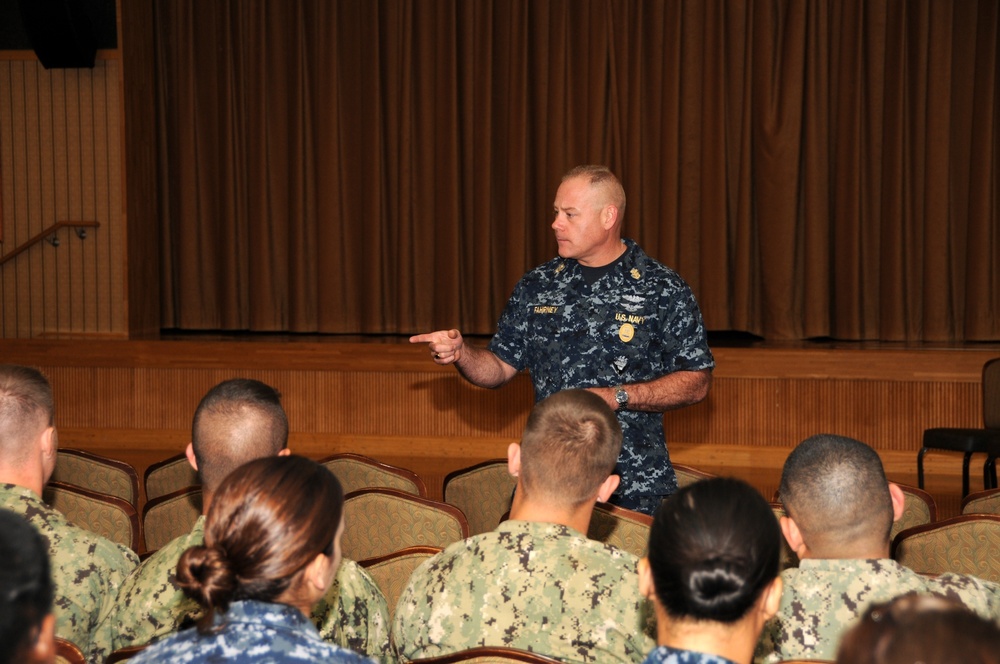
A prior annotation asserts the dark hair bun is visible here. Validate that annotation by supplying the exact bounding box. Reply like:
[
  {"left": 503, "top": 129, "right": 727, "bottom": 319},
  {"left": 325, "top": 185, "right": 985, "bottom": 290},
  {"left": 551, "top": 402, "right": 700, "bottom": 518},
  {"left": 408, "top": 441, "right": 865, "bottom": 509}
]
[
  {"left": 176, "top": 545, "right": 236, "bottom": 610},
  {"left": 688, "top": 556, "right": 754, "bottom": 621},
  {"left": 649, "top": 478, "right": 781, "bottom": 623}
]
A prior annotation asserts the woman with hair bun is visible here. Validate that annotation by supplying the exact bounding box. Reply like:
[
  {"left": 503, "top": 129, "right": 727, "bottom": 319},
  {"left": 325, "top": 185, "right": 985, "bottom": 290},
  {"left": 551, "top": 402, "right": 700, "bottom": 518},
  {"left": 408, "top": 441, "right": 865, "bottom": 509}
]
[
  {"left": 638, "top": 477, "right": 783, "bottom": 664},
  {"left": 132, "top": 455, "right": 372, "bottom": 663}
]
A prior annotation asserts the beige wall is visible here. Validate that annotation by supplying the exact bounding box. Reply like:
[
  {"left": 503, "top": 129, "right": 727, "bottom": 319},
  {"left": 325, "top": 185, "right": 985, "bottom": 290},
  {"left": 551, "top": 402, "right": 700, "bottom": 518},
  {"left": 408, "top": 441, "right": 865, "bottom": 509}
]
[{"left": 0, "top": 54, "right": 126, "bottom": 338}]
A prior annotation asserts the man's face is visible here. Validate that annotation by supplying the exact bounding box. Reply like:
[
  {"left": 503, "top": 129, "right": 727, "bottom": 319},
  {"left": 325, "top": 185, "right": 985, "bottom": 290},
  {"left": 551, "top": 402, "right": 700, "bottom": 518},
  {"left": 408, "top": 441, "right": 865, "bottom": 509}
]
[{"left": 551, "top": 176, "right": 613, "bottom": 266}]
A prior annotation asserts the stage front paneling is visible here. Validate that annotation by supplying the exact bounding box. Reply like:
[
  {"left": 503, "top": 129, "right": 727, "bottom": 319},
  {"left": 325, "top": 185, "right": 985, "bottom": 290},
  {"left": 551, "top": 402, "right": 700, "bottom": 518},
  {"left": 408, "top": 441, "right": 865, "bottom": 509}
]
[{"left": 1, "top": 339, "right": 994, "bottom": 515}]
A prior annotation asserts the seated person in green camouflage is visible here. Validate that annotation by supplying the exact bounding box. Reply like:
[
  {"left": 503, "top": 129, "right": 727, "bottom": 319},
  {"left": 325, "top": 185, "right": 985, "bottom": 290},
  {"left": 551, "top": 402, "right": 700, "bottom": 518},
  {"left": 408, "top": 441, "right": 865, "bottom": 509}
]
[
  {"left": 0, "top": 365, "right": 138, "bottom": 663},
  {"left": 754, "top": 434, "right": 1000, "bottom": 664},
  {"left": 392, "top": 389, "right": 655, "bottom": 663},
  {"left": 639, "top": 478, "right": 784, "bottom": 664},
  {"left": 0, "top": 509, "right": 57, "bottom": 664},
  {"left": 100, "top": 379, "right": 390, "bottom": 660},
  {"left": 130, "top": 455, "right": 373, "bottom": 664}
]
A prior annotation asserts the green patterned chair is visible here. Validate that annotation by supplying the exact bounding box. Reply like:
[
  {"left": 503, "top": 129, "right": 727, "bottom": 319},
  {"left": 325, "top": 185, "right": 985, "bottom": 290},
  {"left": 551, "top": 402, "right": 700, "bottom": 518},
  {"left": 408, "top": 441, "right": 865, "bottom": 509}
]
[
  {"left": 443, "top": 459, "right": 516, "bottom": 536},
  {"left": 587, "top": 502, "right": 652, "bottom": 558},
  {"left": 142, "top": 486, "right": 203, "bottom": 553},
  {"left": 359, "top": 545, "right": 441, "bottom": 621},
  {"left": 320, "top": 453, "right": 427, "bottom": 497},
  {"left": 51, "top": 448, "right": 140, "bottom": 507},
  {"left": 144, "top": 452, "right": 200, "bottom": 501},
  {"left": 411, "top": 647, "right": 563, "bottom": 663},
  {"left": 892, "top": 514, "right": 1000, "bottom": 582},
  {"left": 890, "top": 482, "right": 938, "bottom": 542},
  {"left": 673, "top": 462, "right": 716, "bottom": 489},
  {"left": 962, "top": 488, "right": 1000, "bottom": 515},
  {"left": 342, "top": 489, "right": 468, "bottom": 562},
  {"left": 43, "top": 481, "right": 140, "bottom": 552}
]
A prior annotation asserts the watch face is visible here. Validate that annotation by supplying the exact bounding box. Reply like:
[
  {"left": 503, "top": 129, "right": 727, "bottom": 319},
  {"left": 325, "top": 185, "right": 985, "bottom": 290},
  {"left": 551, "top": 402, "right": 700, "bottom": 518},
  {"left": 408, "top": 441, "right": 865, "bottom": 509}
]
[{"left": 616, "top": 389, "right": 628, "bottom": 405}]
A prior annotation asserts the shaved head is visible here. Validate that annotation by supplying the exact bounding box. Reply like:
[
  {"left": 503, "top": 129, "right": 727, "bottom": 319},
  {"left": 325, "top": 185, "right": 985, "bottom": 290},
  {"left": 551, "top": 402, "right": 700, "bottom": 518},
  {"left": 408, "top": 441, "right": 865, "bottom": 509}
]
[
  {"left": 780, "top": 434, "right": 894, "bottom": 554},
  {"left": 191, "top": 379, "right": 288, "bottom": 491}
]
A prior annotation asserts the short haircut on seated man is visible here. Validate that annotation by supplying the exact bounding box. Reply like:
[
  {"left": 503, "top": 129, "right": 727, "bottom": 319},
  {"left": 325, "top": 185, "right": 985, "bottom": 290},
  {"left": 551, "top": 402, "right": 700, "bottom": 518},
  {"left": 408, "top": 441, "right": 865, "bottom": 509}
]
[
  {"left": 0, "top": 365, "right": 54, "bottom": 464},
  {"left": 779, "top": 433, "right": 894, "bottom": 550},
  {"left": 518, "top": 388, "right": 623, "bottom": 508},
  {"left": 190, "top": 378, "right": 289, "bottom": 490}
]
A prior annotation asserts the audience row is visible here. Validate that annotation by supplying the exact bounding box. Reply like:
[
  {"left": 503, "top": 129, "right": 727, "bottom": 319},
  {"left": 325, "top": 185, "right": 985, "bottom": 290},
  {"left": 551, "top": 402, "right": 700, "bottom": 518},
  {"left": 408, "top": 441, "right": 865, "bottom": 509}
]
[{"left": 1, "top": 364, "right": 998, "bottom": 664}]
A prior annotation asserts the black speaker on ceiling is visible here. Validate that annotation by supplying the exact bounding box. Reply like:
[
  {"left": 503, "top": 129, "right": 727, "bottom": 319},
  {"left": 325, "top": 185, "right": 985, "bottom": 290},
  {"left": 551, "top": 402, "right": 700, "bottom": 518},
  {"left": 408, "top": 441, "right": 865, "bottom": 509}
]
[{"left": 16, "top": 0, "right": 101, "bottom": 68}]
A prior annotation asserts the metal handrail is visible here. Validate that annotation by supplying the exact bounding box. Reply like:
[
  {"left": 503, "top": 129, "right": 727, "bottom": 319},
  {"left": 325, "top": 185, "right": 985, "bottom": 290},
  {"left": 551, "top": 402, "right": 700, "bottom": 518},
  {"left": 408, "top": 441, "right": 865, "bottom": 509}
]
[{"left": 0, "top": 221, "right": 100, "bottom": 267}]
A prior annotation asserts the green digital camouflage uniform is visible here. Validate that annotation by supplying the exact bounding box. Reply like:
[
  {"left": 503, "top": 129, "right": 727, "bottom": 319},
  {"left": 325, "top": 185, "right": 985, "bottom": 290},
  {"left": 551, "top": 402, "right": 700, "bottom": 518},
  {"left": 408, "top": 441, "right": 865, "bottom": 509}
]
[
  {"left": 754, "top": 557, "right": 1000, "bottom": 663},
  {"left": 102, "top": 515, "right": 391, "bottom": 660},
  {"left": 0, "top": 483, "right": 139, "bottom": 663},
  {"left": 391, "top": 519, "right": 656, "bottom": 663}
]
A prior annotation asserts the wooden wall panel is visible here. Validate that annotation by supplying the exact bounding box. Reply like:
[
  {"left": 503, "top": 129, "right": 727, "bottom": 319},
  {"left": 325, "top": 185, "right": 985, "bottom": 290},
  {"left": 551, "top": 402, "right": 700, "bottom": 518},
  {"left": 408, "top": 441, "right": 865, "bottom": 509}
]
[
  {"left": 0, "top": 57, "right": 126, "bottom": 338},
  {"left": 3, "top": 339, "right": 996, "bottom": 515}
]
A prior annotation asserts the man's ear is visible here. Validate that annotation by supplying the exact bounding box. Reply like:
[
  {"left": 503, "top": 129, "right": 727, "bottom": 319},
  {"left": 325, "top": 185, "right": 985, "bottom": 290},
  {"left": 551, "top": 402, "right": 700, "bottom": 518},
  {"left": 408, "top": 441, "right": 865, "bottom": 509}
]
[
  {"left": 596, "top": 474, "right": 620, "bottom": 503},
  {"left": 602, "top": 205, "right": 619, "bottom": 229},
  {"left": 637, "top": 557, "right": 656, "bottom": 601},
  {"left": 39, "top": 426, "right": 57, "bottom": 457},
  {"left": 780, "top": 515, "right": 806, "bottom": 558},
  {"left": 507, "top": 442, "right": 521, "bottom": 477},
  {"left": 185, "top": 443, "right": 198, "bottom": 471},
  {"left": 888, "top": 482, "right": 906, "bottom": 523}
]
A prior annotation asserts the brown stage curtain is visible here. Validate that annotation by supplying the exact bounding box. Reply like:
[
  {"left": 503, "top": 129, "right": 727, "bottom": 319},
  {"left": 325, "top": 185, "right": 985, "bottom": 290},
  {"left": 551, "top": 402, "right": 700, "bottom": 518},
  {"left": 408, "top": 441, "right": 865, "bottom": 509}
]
[{"left": 155, "top": 0, "right": 1000, "bottom": 341}]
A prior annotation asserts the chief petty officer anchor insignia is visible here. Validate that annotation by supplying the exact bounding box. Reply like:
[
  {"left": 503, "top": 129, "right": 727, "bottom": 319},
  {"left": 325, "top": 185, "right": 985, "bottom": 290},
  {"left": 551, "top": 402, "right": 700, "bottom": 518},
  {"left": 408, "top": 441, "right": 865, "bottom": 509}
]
[{"left": 612, "top": 267, "right": 643, "bottom": 375}]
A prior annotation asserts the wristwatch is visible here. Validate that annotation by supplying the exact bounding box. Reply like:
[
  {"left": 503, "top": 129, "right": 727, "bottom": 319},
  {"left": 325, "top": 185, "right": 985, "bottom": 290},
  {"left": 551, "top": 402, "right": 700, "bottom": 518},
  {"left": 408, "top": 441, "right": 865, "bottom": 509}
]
[{"left": 614, "top": 386, "right": 629, "bottom": 410}]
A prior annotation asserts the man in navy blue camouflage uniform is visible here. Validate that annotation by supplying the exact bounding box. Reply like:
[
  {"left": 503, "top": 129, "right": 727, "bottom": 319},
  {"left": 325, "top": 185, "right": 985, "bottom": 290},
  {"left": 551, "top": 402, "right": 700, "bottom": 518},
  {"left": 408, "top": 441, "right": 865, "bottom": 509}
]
[{"left": 412, "top": 165, "right": 714, "bottom": 514}]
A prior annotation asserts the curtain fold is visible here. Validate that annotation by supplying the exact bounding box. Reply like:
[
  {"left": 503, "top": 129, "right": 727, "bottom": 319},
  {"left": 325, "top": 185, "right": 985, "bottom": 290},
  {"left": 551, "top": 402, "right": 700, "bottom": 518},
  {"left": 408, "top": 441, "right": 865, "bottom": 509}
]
[{"left": 155, "top": 0, "right": 1000, "bottom": 341}]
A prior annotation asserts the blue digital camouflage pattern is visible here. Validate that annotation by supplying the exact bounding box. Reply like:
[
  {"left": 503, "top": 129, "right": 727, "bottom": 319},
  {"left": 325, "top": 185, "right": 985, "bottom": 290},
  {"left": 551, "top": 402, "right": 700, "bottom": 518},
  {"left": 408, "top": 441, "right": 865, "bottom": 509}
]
[
  {"left": 489, "top": 239, "right": 714, "bottom": 509},
  {"left": 642, "top": 646, "right": 738, "bottom": 664},
  {"left": 103, "top": 515, "right": 391, "bottom": 660},
  {"left": 391, "top": 519, "right": 655, "bottom": 663},
  {"left": 0, "top": 483, "right": 138, "bottom": 663},
  {"left": 754, "top": 557, "right": 1000, "bottom": 663},
  {"left": 128, "top": 600, "right": 375, "bottom": 663}
]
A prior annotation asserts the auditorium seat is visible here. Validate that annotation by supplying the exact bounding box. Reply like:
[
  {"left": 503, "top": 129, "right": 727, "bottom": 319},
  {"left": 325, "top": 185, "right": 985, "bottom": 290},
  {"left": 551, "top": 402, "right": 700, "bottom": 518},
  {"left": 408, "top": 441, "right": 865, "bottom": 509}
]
[
  {"left": 961, "top": 487, "right": 1000, "bottom": 515},
  {"left": 673, "top": 462, "right": 716, "bottom": 488},
  {"left": 342, "top": 488, "right": 469, "bottom": 561},
  {"left": 51, "top": 448, "right": 139, "bottom": 507},
  {"left": 359, "top": 545, "right": 442, "bottom": 621},
  {"left": 141, "top": 486, "right": 202, "bottom": 553},
  {"left": 892, "top": 514, "right": 1000, "bottom": 583},
  {"left": 43, "top": 481, "right": 140, "bottom": 552},
  {"left": 443, "top": 459, "right": 516, "bottom": 536},
  {"left": 320, "top": 452, "right": 427, "bottom": 496},
  {"left": 587, "top": 502, "right": 652, "bottom": 558},
  {"left": 144, "top": 453, "right": 199, "bottom": 502}
]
